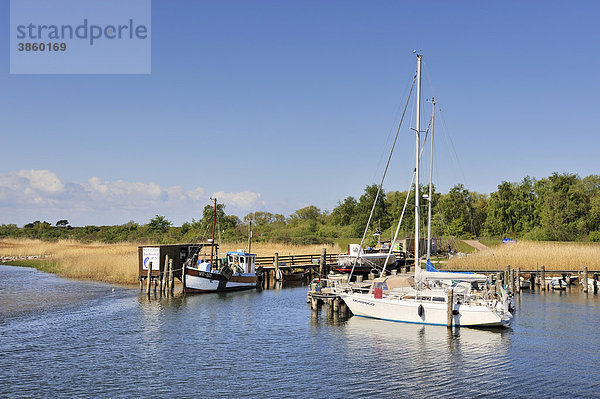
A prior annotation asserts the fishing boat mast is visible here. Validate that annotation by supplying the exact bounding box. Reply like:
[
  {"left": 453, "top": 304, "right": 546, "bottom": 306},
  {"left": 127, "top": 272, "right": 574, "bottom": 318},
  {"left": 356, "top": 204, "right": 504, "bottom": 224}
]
[
  {"left": 427, "top": 97, "right": 435, "bottom": 260},
  {"left": 414, "top": 53, "right": 422, "bottom": 270},
  {"left": 210, "top": 197, "right": 217, "bottom": 268}
]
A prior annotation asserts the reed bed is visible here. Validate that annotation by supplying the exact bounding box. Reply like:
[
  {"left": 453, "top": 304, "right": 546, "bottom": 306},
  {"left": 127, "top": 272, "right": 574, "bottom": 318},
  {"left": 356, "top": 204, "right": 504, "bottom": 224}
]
[
  {"left": 447, "top": 240, "right": 600, "bottom": 270},
  {"left": 0, "top": 239, "right": 340, "bottom": 285}
]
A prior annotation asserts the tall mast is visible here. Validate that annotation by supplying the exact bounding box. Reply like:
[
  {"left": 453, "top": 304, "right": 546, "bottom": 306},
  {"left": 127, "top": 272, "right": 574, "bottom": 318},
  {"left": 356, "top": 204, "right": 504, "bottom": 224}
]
[
  {"left": 427, "top": 98, "right": 435, "bottom": 261},
  {"left": 210, "top": 197, "right": 217, "bottom": 267},
  {"left": 414, "top": 53, "right": 422, "bottom": 270}
]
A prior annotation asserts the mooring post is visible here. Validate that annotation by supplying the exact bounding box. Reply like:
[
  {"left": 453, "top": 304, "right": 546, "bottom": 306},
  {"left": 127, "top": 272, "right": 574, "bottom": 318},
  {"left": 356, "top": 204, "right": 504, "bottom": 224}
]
[
  {"left": 529, "top": 273, "right": 535, "bottom": 291},
  {"left": 139, "top": 276, "right": 143, "bottom": 291},
  {"left": 447, "top": 288, "right": 454, "bottom": 328},
  {"left": 504, "top": 265, "right": 510, "bottom": 290},
  {"left": 583, "top": 266, "right": 589, "bottom": 293},
  {"left": 495, "top": 272, "right": 502, "bottom": 294},
  {"left": 510, "top": 268, "right": 516, "bottom": 295},
  {"left": 516, "top": 267, "right": 521, "bottom": 293},
  {"left": 274, "top": 253, "right": 280, "bottom": 281},
  {"left": 311, "top": 297, "right": 318, "bottom": 310},
  {"left": 319, "top": 248, "right": 327, "bottom": 279},
  {"left": 333, "top": 298, "right": 340, "bottom": 312},
  {"left": 168, "top": 259, "right": 174, "bottom": 293},
  {"left": 161, "top": 255, "right": 169, "bottom": 294},
  {"left": 541, "top": 265, "right": 546, "bottom": 291},
  {"left": 340, "top": 300, "right": 348, "bottom": 317},
  {"left": 327, "top": 298, "right": 334, "bottom": 314},
  {"left": 182, "top": 261, "right": 186, "bottom": 294},
  {"left": 146, "top": 261, "right": 152, "bottom": 296}
]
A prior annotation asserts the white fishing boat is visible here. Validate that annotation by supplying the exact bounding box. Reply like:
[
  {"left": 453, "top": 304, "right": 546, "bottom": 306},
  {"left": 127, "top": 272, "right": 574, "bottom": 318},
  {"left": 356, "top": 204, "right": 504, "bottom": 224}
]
[
  {"left": 336, "top": 54, "right": 512, "bottom": 328},
  {"left": 183, "top": 199, "right": 262, "bottom": 293}
]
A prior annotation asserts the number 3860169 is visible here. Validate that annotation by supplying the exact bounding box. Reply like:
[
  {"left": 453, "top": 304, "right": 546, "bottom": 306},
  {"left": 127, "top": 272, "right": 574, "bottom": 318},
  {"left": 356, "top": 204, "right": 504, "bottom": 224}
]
[{"left": 18, "top": 43, "right": 67, "bottom": 51}]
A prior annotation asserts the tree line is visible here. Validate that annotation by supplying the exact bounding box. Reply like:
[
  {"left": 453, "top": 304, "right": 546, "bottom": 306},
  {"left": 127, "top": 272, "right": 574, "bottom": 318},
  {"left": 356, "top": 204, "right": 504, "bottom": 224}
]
[{"left": 2, "top": 172, "right": 599, "bottom": 244}]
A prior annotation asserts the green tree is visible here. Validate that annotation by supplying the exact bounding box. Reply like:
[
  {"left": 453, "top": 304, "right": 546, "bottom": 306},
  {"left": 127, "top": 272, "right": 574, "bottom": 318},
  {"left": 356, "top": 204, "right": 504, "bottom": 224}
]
[
  {"left": 289, "top": 205, "right": 322, "bottom": 221},
  {"left": 435, "top": 184, "right": 478, "bottom": 237},
  {"left": 352, "top": 185, "right": 389, "bottom": 237},
  {"left": 147, "top": 215, "right": 172, "bottom": 232},
  {"left": 331, "top": 197, "right": 357, "bottom": 226}
]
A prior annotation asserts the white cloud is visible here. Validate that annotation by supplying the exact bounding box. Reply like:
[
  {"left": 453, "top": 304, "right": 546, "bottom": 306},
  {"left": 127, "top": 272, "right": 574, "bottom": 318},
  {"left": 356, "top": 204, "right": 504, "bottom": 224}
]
[
  {"left": 0, "top": 169, "right": 263, "bottom": 225},
  {"left": 16, "top": 169, "right": 65, "bottom": 194},
  {"left": 211, "top": 190, "right": 266, "bottom": 213}
]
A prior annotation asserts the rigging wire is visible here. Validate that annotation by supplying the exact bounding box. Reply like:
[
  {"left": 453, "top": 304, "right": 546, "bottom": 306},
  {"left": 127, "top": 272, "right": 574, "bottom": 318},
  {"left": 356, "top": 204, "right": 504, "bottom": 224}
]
[{"left": 348, "top": 74, "right": 416, "bottom": 283}]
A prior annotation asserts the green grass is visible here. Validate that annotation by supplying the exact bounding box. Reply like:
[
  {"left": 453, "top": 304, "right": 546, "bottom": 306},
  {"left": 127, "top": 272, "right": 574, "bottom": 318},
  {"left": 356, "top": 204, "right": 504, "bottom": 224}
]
[
  {"left": 3, "top": 259, "right": 61, "bottom": 274},
  {"left": 478, "top": 238, "right": 502, "bottom": 248},
  {"left": 333, "top": 238, "right": 363, "bottom": 252}
]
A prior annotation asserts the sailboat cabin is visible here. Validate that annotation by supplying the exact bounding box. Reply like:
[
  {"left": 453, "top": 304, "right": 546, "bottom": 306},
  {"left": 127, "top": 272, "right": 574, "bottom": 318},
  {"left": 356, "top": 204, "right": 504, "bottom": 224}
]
[{"left": 226, "top": 251, "right": 256, "bottom": 274}]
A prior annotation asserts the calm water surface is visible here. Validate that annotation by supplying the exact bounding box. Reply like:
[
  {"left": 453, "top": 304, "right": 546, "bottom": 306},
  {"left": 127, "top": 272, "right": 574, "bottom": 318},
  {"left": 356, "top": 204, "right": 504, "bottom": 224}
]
[{"left": 1, "top": 265, "right": 600, "bottom": 398}]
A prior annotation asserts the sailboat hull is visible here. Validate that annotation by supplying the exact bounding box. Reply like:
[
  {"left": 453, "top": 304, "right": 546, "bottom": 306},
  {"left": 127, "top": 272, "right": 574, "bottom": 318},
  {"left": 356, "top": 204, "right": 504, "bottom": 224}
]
[{"left": 339, "top": 293, "right": 510, "bottom": 327}]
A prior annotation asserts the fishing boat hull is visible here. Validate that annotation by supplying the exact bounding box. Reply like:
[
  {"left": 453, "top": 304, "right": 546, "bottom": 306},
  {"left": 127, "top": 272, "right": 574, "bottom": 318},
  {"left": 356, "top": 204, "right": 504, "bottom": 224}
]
[
  {"left": 185, "top": 267, "right": 259, "bottom": 293},
  {"left": 339, "top": 293, "right": 511, "bottom": 327}
]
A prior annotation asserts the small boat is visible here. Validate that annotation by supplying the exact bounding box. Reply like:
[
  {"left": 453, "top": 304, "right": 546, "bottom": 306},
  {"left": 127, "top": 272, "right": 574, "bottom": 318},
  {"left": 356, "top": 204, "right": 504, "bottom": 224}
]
[
  {"left": 183, "top": 198, "right": 262, "bottom": 293},
  {"left": 548, "top": 277, "right": 567, "bottom": 290},
  {"left": 519, "top": 277, "right": 531, "bottom": 289},
  {"left": 335, "top": 244, "right": 398, "bottom": 275},
  {"left": 185, "top": 250, "right": 262, "bottom": 293},
  {"left": 281, "top": 271, "right": 309, "bottom": 282}
]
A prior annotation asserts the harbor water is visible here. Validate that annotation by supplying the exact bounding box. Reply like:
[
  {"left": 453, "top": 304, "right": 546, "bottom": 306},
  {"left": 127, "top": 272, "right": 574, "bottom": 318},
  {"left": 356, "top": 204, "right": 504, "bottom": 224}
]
[{"left": 1, "top": 264, "right": 599, "bottom": 398}]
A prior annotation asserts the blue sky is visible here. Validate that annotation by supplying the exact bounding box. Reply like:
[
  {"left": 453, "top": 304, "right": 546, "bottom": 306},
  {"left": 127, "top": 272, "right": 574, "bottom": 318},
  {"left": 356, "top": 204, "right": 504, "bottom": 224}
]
[{"left": 1, "top": 0, "right": 599, "bottom": 226}]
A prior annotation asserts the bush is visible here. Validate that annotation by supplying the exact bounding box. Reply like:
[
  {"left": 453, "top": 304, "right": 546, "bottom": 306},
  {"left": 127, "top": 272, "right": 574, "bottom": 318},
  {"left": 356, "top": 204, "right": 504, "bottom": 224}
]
[{"left": 589, "top": 231, "right": 600, "bottom": 242}]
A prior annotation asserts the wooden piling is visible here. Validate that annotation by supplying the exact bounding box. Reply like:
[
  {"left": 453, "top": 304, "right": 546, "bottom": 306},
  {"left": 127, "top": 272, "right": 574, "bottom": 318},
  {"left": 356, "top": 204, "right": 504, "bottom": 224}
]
[
  {"left": 495, "top": 272, "right": 502, "bottom": 293},
  {"left": 516, "top": 267, "right": 521, "bottom": 293},
  {"left": 274, "top": 253, "right": 280, "bottom": 281},
  {"left": 541, "top": 265, "right": 546, "bottom": 291},
  {"left": 340, "top": 301, "right": 348, "bottom": 317},
  {"left": 447, "top": 288, "right": 454, "bottom": 328},
  {"left": 319, "top": 248, "right": 327, "bottom": 278},
  {"left": 504, "top": 265, "right": 510, "bottom": 289},
  {"left": 182, "top": 261, "right": 186, "bottom": 294},
  {"left": 168, "top": 259, "right": 174, "bottom": 293},
  {"left": 146, "top": 261, "right": 152, "bottom": 296},
  {"left": 333, "top": 298, "right": 340, "bottom": 312},
  {"left": 529, "top": 273, "right": 535, "bottom": 291},
  {"left": 161, "top": 255, "right": 169, "bottom": 294},
  {"left": 510, "top": 269, "right": 516, "bottom": 295},
  {"left": 583, "top": 266, "right": 589, "bottom": 293},
  {"left": 311, "top": 297, "right": 318, "bottom": 310}
]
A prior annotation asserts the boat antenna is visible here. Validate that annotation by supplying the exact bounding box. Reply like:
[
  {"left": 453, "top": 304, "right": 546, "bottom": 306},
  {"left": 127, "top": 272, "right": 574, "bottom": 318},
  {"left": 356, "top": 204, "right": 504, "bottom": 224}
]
[{"left": 247, "top": 219, "right": 252, "bottom": 254}]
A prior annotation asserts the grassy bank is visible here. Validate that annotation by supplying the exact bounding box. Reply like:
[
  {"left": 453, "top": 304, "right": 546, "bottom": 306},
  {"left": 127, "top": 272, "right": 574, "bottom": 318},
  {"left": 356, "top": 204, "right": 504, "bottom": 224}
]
[
  {"left": 447, "top": 240, "right": 600, "bottom": 270},
  {"left": 0, "top": 239, "right": 342, "bottom": 285}
]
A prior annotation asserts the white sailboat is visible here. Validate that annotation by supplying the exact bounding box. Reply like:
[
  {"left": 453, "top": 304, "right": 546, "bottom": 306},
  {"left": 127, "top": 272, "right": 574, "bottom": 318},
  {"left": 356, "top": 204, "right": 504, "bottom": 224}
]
[{"left": 337, "top": 54, "right": 512, "bottom": 327}]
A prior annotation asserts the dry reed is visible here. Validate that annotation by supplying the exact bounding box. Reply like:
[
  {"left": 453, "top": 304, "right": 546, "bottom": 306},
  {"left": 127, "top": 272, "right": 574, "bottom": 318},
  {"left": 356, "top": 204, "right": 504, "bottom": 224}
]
[
  {"left": 447, "top": 240, "right": 600, "bottom": 270},
  {"left": 0, "top": 239, "right": 341, "bottom": 284}
]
